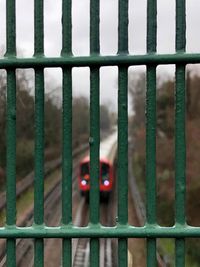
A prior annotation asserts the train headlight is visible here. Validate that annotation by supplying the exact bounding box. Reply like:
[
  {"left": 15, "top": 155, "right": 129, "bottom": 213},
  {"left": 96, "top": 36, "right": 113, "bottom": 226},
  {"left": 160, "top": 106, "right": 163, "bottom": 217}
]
[
  {"left": 81, "top": 180, "right": 87, "bottom": 186},
  {"left": 104, "top": 180, "right": 109, "bottom": 186}
]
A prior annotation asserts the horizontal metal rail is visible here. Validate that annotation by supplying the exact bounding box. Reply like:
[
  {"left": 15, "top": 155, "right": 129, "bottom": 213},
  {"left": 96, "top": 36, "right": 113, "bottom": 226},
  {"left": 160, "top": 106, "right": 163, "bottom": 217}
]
[
  {"left": 0, "top": 53, "right": 199, "bottom": 69},
  {"left": 1, "top": 225, "right": 200, "bottom": 238}
]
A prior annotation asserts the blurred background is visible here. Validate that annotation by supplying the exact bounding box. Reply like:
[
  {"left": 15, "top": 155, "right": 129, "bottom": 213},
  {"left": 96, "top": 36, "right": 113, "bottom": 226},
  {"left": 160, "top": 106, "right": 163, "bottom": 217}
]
[{"left": 0, "top": 0, "right": 200, "bottom": 266}]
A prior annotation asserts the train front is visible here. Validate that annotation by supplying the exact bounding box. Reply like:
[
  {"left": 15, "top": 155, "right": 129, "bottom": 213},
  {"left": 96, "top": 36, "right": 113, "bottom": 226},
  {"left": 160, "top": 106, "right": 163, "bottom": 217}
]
[{"left": 78, "top": 132, "right": 117, "bottom": 197}]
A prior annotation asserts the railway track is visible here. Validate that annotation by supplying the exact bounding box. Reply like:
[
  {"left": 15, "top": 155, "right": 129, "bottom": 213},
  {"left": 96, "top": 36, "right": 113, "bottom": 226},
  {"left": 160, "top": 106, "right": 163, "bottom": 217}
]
[
  {"left": 0, "top": 147, "right": 116, "bottom": 266},
  {"left": 0, "top": 173, "right": 63, "bottom": 267},
  {"left": 73, "top": 238, "right": 90, "bottom": 267},
  {"left": 0, "top": 144, "right": 88, "bottom": 212},
  {"left": 72, "top": 237, "right": 113, "bottom": 267},
  {"left": 0, "top": 140, "right": 158, "bottom": 267},
  {"left": 72, "top": 186, "right": 116, "bottom": 267},
  {"left": 0, "top": 147, "right": 87, "bottom": 267}
]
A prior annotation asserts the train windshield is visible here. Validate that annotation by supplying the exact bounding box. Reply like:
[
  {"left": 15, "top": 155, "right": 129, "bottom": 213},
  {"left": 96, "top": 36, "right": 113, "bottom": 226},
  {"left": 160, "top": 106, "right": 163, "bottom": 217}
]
[
  {"left": 101, "top": 163, "right": 109, "bottom": 181},
  {"left": 81, "top": 163, "right": 89, "bottom": 176}
]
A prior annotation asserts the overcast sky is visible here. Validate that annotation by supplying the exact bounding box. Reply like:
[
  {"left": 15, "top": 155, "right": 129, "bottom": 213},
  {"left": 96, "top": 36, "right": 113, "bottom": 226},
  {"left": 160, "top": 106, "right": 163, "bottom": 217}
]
[{"left": 0, "top": 0, "right": 200, "bottom": 110}]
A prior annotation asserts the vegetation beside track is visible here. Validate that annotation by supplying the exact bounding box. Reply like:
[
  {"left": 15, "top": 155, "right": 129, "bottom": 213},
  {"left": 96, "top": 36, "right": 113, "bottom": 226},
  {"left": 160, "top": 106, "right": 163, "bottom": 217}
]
[
  {"left": 0, "top": 168, "right": 61, "bottom": 226},
  {"left": 129, "top": 69, "right": 200, "bottom": 266},
  {"left": 0, "top": 68, "right": 116, "bottom": 192}
]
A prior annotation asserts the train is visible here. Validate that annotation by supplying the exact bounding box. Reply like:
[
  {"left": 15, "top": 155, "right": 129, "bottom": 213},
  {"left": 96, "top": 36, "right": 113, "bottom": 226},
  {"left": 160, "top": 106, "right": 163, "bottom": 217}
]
[{"left": 78, "top": 131, "right": 117, "bottom": 199}]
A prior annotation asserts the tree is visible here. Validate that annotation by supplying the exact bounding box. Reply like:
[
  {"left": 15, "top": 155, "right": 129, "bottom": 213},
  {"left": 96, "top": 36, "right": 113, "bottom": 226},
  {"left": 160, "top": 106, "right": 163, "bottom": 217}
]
[
  {"left": 129, "top": 71, "right": 146, "bottom": 130},
  {"left": 45, "top": 94, "right": 61, "bottom": 148},
  {"left": 72, "top": 96, "right": 89, "bottom": 147},
  {"left": 16, "top": 69, "right": 34, "bottom": 140},
  {"left": 157, "top": 79, "right": 174, "bottom": 138},
  {"left": 0, "top": 70, "right": 7, "bottom": 168},
  {"left": 100, "top": 104, "right": 111, "bottom": 131}
]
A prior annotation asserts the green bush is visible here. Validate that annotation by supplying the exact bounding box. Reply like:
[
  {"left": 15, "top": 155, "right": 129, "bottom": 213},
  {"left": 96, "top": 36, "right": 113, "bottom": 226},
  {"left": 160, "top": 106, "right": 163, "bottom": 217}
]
[{"left": 16, "top": 140, "right": 34, "bottom": 178}]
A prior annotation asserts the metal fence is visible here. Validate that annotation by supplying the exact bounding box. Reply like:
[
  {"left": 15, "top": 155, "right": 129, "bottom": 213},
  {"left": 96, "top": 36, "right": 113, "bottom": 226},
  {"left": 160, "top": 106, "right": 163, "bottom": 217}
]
[{"left": 0, "top": 0, "right": 199, "bottom": 266}]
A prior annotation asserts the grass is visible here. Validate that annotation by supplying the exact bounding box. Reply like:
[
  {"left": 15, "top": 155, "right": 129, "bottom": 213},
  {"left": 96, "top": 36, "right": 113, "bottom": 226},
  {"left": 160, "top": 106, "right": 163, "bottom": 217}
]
[
  {"left": 0, "top": 168, "right": 61, "bottom": 226},
  {"left": 158, "top": 239, "right": 175, "bottom": 266}
]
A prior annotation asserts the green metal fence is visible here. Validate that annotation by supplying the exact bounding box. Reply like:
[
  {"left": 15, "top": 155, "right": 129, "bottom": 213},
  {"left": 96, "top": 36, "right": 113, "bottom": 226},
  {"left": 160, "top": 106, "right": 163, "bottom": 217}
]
[{"left": 0, "top": 0, "right": 199, "bottom": 266}]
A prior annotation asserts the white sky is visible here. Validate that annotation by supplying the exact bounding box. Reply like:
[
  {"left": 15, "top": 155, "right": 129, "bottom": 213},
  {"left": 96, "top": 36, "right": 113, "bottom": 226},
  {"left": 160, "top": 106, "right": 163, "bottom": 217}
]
[{"left": 0, "top": 0, "right": 200, "bottom": 110}]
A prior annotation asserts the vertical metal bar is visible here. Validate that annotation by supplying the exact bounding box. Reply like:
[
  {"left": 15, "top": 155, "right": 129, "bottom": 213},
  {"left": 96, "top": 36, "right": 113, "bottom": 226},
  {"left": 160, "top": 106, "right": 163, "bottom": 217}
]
[
  {"left": 34, "top": 0, "right": 44, "bottom": 57},
  {"left": 90, "top": 0, "right": 100, "bottom": 266},
  {"left": 6, "top": 71, "right": 16, "bottom": 267},
  {"left": 175, "top": 2, "right": 186, "bottom": 266},
  {"left": 62, "top": 0, "right": 72, "bottom": 56},
  {"left": 146, "top": 0, "right": 157, "bottom": 266},
  {"left": 6, "top": 0, "right": 16, "bottom": 57},
  {"left": 6, "top": 72, "right": 16, "bottom": 224},
  {"left": 118, "top": 0, "right": 128, "bottom": 266},
  {"left": 61, "top": 0, "right": 72, "bottom": 266},
  {"left": 34, "top": 68, "right": 44, "bottom": 223},
  {"left": 6, "top": 0, "right": 16, "bottom": 266},
  {"left": 34, "top": 0, "right": 44, "bottom": 266}
]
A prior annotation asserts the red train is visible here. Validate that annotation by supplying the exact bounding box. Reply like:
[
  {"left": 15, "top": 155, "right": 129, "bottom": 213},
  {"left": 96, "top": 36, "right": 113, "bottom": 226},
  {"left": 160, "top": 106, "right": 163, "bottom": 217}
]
[{"left": 78, "top": 132, "right": 117, "bottom": 199}]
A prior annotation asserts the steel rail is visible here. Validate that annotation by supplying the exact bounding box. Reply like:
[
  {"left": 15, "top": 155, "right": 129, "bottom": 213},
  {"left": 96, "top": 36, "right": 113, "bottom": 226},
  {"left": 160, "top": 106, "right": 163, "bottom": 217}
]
[
  {"left": 0, "top": 172, "right": 62, "bottom": 266},
  {"left": 72, "top": 198, "right": 115, "bottom": 267},
  {"left": 16, "top": 155, "right": 84, "bottom": 267},
  {"left": 99, "top": 200, "right": 115, "bottom": 267},
  {"left": 72, "top": 199, "right": 90, "bottom": 267},
  {"left": 0, "top": 144, "right": 88, "bottom": 212},
  {"left": 16, "top": 181, "right": 62, "bottom": 267},
  {"left": 73, "top": 238, "right": 90, "bottom": 267},
  {"left": 0, "top": 148, "right": 87, "bottom": 266},
  {"left": 0, "top": 53, "right": 199, "bottom": 68},
  {"left": 16, "top": 183, "right": 61, "bottom": 266}
]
